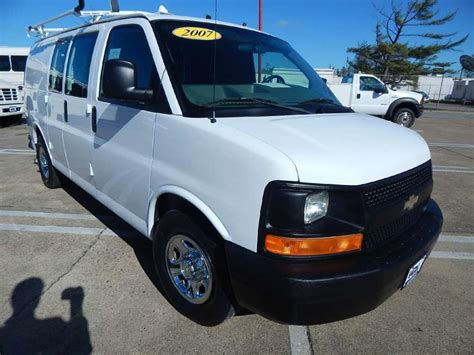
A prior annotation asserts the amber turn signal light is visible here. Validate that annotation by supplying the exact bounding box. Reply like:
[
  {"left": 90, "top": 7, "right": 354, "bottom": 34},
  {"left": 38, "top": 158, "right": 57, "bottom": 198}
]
[{"left": 264, "top": 233, "right": 363, "bottom": 256}]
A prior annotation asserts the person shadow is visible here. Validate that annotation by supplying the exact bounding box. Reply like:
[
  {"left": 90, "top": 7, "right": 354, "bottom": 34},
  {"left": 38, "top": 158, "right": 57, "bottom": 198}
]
[{"left": 0, "top": 278, "right": 92, "bottom": 354}]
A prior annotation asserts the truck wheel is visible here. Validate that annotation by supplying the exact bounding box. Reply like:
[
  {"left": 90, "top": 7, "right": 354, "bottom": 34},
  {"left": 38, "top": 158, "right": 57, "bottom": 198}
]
[
  {"left": 153, "top": 210, "right": 234, "bottom": 326},
  {"left": 36, "top": 137, "right": 62, "bottom": 188},
  {"left": 393, "top": 108, "right": 415, "bottom": 128}
]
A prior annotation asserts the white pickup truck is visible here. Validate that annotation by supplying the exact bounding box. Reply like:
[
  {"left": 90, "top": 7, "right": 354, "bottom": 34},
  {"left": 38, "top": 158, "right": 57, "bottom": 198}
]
[{"left": 328, "top": 74, "right": 424, "bottom": 127}]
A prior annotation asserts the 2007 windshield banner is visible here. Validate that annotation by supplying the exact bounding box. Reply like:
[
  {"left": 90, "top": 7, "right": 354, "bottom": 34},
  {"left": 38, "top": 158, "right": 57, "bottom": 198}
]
[{"left": 172, "top": 27, "right": 222, "bottom": 41}]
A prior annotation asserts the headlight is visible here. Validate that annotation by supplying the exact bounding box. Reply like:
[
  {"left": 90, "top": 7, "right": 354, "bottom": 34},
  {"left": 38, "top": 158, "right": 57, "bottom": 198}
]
[{"left": 304, "top": 191, "right": 329, "bottom": 224}]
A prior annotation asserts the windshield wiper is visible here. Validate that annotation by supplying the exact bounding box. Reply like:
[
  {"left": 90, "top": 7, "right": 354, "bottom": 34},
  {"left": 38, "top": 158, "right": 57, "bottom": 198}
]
[
  {"left": 203, "top": 97, "right": 312, "bottom": 114},
  {"left": 297, "top": 98, "right": 340, "bottom": 106}
]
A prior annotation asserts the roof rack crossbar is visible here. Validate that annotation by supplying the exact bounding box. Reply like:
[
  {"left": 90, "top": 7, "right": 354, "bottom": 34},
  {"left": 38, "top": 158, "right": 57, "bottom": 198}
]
[{"left": 26, "top": 0, "right": 134, "bottom": 38}]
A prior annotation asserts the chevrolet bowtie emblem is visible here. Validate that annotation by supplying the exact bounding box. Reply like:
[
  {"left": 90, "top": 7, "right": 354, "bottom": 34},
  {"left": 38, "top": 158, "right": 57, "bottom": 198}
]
[{"left": 404, "top": 194, "right": 419, "bottom": 211}]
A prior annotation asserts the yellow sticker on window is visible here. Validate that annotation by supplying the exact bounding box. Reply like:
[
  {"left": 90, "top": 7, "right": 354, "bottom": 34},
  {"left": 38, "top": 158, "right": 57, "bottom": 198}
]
[{"left": 172, "top": 27, "right": 222, "bottom": 41}]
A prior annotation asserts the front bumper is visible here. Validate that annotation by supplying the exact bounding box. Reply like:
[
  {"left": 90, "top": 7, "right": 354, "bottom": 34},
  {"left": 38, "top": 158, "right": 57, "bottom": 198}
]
[
  {"left": 0, "top": 103, "right": 25, "bottom": 118},
  {"left": 226, "top": 199, "right": 442, "bottom": 325},
  {"left": 416, "top": 103, "right": 424, "bottom": 117}
]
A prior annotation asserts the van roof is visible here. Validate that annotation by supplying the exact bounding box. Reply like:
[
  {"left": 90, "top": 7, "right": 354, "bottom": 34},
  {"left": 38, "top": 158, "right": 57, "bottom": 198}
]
[{"left": 33, "top": 11, "right": 267, "bottom": 44}]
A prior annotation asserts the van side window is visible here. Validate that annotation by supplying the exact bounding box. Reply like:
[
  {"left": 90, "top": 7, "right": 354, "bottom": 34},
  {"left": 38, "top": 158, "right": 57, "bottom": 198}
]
[
  {"left": 100, "top": 25, "right": 155, "bottom": 97},
  {"left": 0, "top": 56, "right": 11, "bottom": 72},
  {"left": 49, "top": 39, "right": 71, "bottom": 92},
  {"left": 65, "top": 32, "right": 98, "bottom": 98}
]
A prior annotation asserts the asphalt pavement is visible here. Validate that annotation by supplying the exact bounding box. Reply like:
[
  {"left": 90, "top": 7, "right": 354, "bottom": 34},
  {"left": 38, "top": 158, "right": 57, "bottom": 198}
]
[{"left": 0, "top": 108, "right": 472, "bottom": 354}]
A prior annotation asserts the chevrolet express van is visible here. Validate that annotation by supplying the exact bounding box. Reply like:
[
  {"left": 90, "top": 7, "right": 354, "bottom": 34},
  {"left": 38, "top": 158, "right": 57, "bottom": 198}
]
[{"left": 25, "top": 8, "right": 442, "bottom": 326}]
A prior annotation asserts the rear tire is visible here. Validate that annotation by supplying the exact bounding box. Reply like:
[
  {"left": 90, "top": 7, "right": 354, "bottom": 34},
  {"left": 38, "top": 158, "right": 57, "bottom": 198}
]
[
  {"left": 153, "top": 210, "right": 234, "bottom": 326},
  {"left": 393, "top": 108, "right": 415, "bottom": 128},
  {"left": 36, "top": 137, "right": 62, "bottom": 189}
]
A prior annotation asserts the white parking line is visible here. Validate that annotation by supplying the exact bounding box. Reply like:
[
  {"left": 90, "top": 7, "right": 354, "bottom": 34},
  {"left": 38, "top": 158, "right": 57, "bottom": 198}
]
[
  {"left": 289, "top": 326, "right": 312, "bottom": 355},
  {"left": 0, "top": 148, "right": 35, "bottom": 155},
  {"left": 429, "top": 143, "right": 474, "bottom": 149},
  {"left": 433, "top": 165, "right": 474, "bottom": 174},
  {"left": 439, "top": 234, "right": 474, "bottom": 243},
  {"left": 0, "top": 210, "right": 98, "bottom": 220},
  {"left": 430, "top": 251, "right": 474, "bottom": 260},
  {"left": 0, "top": 223, "right": 117, "bottom": 236}
]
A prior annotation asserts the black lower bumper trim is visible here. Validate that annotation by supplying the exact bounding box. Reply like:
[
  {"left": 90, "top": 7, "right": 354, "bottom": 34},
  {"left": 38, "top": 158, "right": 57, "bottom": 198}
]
[{"left": 226, "top": 199, "right": 442, "bottom": 325}]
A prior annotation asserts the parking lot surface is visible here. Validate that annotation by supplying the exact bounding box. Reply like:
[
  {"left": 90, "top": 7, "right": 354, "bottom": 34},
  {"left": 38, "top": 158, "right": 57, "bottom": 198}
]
[{"left": 0, "top": 108, "right": 473, "bottom": 354}]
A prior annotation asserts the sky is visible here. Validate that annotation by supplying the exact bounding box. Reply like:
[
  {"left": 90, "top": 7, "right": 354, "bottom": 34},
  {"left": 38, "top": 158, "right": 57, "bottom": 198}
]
[{"left": 0, "top": 0, "right": 473, "bottom": 71}]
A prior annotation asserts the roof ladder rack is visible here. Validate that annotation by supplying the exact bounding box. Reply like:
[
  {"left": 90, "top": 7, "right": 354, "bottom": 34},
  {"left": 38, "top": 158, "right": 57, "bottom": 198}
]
[{"left": 26, "top": 0, "right": 123, "bottom": 38}]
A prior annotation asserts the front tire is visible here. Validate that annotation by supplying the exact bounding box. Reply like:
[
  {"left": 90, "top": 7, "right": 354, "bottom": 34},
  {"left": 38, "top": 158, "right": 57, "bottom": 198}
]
[
  {"left": 153, "top": 210, "right": 234, "bottom": 326},
  {"left": 393, "top": 107, "right": 415, "bottom": 128},
  {"left": 36, "top": 137, "right": 62, "bottom": 189}
]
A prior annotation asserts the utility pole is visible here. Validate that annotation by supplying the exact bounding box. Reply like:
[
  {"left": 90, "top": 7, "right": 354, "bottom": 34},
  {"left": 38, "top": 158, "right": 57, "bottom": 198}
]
[
  {"left": 258, "top": 0, "right": 263, "bottom": 82},
  {"left": 437, "top": 72, "right": 445, "bottom": 108}
]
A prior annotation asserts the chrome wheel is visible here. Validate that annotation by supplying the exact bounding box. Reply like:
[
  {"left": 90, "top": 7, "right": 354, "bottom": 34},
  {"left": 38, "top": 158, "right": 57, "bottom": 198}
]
[
  {"left": 39, "top": 147, "right": 49, "bottom": 179},
  {"left": 165, "top": 235, "right": 213, "bottom": 304},
  {"left": 398, "top": 111, "right": 413, "bottom": 126}
]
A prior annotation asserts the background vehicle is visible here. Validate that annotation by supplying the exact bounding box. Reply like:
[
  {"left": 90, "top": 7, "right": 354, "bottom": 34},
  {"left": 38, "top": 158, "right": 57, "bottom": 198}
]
[
  {"left": 0, "top": 47, "right": 29, "bottom": 123},
  {"left": 328, "top": 73, "right": 424, "bottom": 127}
]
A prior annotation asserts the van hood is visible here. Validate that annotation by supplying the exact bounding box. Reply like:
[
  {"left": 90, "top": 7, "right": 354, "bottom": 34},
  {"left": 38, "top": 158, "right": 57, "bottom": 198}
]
[{"left": 220, "top": 112, "right": 431, "bottom": 185}]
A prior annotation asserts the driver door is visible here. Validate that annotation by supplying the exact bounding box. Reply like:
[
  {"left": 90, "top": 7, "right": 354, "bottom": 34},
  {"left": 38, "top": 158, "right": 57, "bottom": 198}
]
[{"left": 91, "top": 20, "right": 162, "bottom": 234}]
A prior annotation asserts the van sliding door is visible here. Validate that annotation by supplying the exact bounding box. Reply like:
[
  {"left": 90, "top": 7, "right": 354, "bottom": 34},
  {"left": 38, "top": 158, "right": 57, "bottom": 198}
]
[{"left": 62, "top": 31, "right": 99, "bottom": 193}]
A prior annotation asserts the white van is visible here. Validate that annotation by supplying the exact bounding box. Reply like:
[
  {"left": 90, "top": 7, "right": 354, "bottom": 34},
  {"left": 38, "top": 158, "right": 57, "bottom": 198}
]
[
  {"left": 25, "top": 4, "right": 442, "bottom": 326},
  {"left": 328, "top": 74, "right": 424, "bottom": 127},
  {"left": 0, "top": 47, "right": 29, "bottom": 122}
]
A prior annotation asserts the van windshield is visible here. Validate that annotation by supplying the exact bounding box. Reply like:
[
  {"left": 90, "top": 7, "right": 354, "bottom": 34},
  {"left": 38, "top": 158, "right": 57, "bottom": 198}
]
[{"left": 154, "top": 20, "right": 348, "bottom": 117}]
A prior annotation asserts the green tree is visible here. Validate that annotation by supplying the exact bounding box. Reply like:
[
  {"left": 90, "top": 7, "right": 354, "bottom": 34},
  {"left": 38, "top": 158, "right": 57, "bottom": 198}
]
[{"left": 347, "top": 0, "right": 468, "bottom": 87}]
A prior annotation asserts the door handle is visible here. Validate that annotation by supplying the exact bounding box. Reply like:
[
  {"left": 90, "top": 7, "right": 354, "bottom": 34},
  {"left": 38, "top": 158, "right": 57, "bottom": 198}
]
[
  {"left": 356, "top": 94, "right": 361, "bottom": 99},
  {"left": 64, "top": 100, "right": 68, "bottom": 122},
  {"left": 91, "top": 106, "right": 97, "bottom": 133}
]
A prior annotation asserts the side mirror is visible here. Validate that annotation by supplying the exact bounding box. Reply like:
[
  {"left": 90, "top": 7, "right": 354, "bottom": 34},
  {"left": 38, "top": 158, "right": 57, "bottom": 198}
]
[{"left": 102, "top": 59, "right": 153, "bottom": 102}]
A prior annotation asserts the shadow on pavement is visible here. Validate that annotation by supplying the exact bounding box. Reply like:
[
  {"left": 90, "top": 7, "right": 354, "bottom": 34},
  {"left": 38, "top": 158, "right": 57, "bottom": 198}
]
[
  {"left": 0, "top": 278, "right": 92, "bottom": 354},
  {"left": 61, "top": 179, "right": 164, "bottom": 293}
]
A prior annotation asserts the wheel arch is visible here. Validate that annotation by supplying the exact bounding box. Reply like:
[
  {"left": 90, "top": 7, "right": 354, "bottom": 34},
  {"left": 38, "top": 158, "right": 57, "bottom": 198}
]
[
  {"left": 32, "top": 123, "right": 52, "bottom": 159},
  {"left": 385, "top": 98, "right": 420, "bottom": 120},
  {"left": 147, "top": 186, "right": 231, "bottom": 243}
]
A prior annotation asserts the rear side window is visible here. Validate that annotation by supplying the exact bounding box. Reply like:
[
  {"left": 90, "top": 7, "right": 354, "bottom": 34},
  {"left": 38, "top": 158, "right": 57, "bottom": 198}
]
[
  {"left": 11, "top": 56, "right": 27, "bottom": 72},
  {"left": 0, "top": 56, "right": 11, "bottom": 71},
  {"left": 49, "top": 39, "right": 71, "bottom": 92},
  {"left": 100, "top": 25, "right": 155, "bottom": 96},
  {"left": 65, "top": 32, "right": 98, "bottom": 98}
]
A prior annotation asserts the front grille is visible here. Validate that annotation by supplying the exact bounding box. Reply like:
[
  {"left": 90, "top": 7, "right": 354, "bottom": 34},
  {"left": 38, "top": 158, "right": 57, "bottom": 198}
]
[
  {"left": 364, "top": 205, "right": 425, "bottom": 249},
  {"left": 363, "top": 162, "right": 432, "bottom": 209},
  {"left": 362, "top": 162, "right": 433, "bottom": 250},
  {"left": 0, "top": 88, "right": 18, "bottom": 102}
]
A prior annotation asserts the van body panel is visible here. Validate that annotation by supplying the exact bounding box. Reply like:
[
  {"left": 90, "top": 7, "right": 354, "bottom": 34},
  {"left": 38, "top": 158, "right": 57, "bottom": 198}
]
[{"left": 151, "top": 115, "right": 299, "bottom": 252}]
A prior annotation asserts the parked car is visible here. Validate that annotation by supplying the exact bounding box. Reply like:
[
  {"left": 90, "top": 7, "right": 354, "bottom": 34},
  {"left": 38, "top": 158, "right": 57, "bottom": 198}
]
[
  {"left": 328, "top": 74, "right": 424, "bottom": 127},
  {"left": 25, "top": 2, "right": 442, "bottom": 326},
  {"left": 0, "top": 47, "right": 29, "bottom": 123},
  {"left": 414, "top": 90, "right": 430, "bottom": 103}
]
